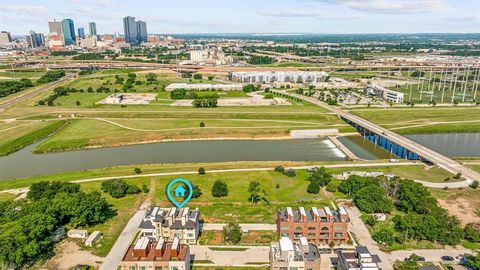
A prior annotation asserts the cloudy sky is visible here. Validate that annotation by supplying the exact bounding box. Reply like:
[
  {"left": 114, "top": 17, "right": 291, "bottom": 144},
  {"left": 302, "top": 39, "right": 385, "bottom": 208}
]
[{"left": 0, "top": 0, "right": 479, "bottom": 35}]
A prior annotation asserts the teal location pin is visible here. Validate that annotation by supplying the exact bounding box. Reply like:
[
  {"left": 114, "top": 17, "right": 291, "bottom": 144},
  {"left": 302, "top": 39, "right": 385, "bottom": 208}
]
[{"left": 167, "top": 178, "right": 193, "bottom": 208}]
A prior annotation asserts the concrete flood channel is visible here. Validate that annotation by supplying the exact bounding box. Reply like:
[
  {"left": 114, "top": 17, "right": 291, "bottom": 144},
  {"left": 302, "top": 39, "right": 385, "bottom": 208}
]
[{"left": 0, "top": 133, "right": 478, "bottom": 180}]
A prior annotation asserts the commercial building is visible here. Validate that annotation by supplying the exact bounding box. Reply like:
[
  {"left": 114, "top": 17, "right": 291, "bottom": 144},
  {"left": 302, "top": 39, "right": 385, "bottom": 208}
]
[
  {"left": 230, "top": 71, "right": 329, "bottom": 84},
  {"left": 337, "top": 246, "right": 381, "bottom": 270},
  {"left": 48, "top": 20, "right": 63, "bottom": 36},
  {"left": 123, "top": 16, "right": 147, "bottom": 44},
  {"left": 118, "top": 237, "right": 190, "bottom": 270},
  {"left": 277, "top": 207, "right": 350, "bottom": 245},
  {"left": 0, "top": 31, "right": 12, "bottom": 44},
  {"left": 61, "top": 19, "right": 76, "bottom": 45},
  {"left": 26, "top": 31, "right": 45, "bottom": 48},
  {"left": 187, "top": 45, "right": 234, "bottom": 66},
  {"left": 88, "top": 22, "right": 97, "bottom": 37},
  {"left": 270, "top": 237, "right": 321, "bottom": 270},
  {"left": 166, "top": 83, "right": 243, "bottom": 91},
  {"left": 77, "top": 27, "right": 85, "bottom": 39},
  {"left": 139, "top": 207, "right": 200, "bottom": 244},
  {"left": 364, "top": 84, "right": 404, "bottom": 103},
  {"left": 80, "top": 36, "right": 97, "bottom": 48},
  {"left": 136, "top": 20, "right": 147, "bottom": 43}
]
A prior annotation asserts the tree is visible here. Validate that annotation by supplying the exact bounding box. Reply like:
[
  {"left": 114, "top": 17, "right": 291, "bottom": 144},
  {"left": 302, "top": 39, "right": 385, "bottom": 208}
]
[
  {"left": 101, "top": 179, "right": 141, "bottom": 198},
  {"left": 307, "top": 181, "right": 320, "bottom": 194},
  {"left": 464, "top": 255, "right": 480, "bottom": 270},
  {"left": 308, "top": 167, "right": 332, "bottom": 187},
  {"left": 471, "top": 180, "right": 480, "bottom": 189},
  {"left": 212, "top": 180, "right": 228, "bottom": 197},
  {"left": 193, "top": 73, "right": 203, "bottom": 80},
  {"left": 200, "top": 122, "right": 205, "bottom": 127},
  {"left": 283, "top": 169, "right": 296, "bottom": 177},
  {"left": 146, "top": 73, "right": 157, "bottom": 82},
  {"left": 208, "top": 76, "right": 214, "bottom": 81},
  {"left": 242, "top": 84, "right": 256, "bottom": 93},
  {"left": 372, "top": 224, "right": 396, "bottom": 245},
  {"left": 192, "top": 184, "right": 202, "bottom": 198},
  {"left": 142, "top": 184, "right": 150, "bottom": 193},
  {"left": 354, "top": 185, "right": 393, "bottom": 213},
  {"left": 247, "top": 181, "right": 269, "bottom": 205},
  {"left": 274, "top": 166, "right": 285, "bottom": 173},
  {"left": 76, "top": 101, "right": 81, "bottom": 106},
  {"left": 198, "top": 167, "right": 206, "bottom": 175},
  {"left": 223, "top": 222, "right": 242, "bottom": 244},
  {"left": 134, "top": 167, "right": 142, "bottom": 174}
]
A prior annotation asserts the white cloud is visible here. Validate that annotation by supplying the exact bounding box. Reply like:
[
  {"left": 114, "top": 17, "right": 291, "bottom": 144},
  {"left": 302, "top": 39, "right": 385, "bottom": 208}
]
[
  {"left": 259, "top": 10, "right": 363, "bottom": 20},
  {"left": 312, "top": 0, "right": 450, "bottom": 14},
  {"left": 95, "top": 0, "right": 116, "bottom": 7},
  {"left": 0, "top": 4, "right": 48, "bottom": 16}
]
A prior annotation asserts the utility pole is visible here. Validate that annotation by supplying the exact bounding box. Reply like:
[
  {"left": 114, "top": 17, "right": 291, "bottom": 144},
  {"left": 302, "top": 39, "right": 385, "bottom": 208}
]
[
  {"left": 462, "top": 66, "right": 470, "bottom": 103},
  {"left": 452, "top": 66, "right": 460, "bottom": 103},
  {"left": 440, "top": 68, "right": 447, "bottom": 103}
]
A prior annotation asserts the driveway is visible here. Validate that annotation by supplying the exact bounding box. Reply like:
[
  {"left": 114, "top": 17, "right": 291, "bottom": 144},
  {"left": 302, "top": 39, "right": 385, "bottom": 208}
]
[{"left": 100, "top": 203, "right": 148, "bottom": 270}]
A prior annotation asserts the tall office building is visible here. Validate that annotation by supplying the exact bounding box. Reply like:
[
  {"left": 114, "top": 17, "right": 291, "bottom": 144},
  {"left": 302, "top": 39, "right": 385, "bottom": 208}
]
[
  {"left": 136, "top": 20, "right": 147, "bottom": 43},
  {"left": 123, "top": 16, "right": 138, "bottom": 44},
  {"left": 27, "top": 31, "right": 45, "bottom": 48},
  {"left": 78, "top": 28, "right": 85, "bottom": 39},
  {"left": 61, "top": 19, "right": 76, "bottom": 45},
  {"left": 88, "top": 22, "right": 97, "bottom": 36},
  {"left": 0, "top": 31, "right": 12, "bottom": 44},
  {"left": 48, "top": 20, "right": 63, "bottom": 35}
]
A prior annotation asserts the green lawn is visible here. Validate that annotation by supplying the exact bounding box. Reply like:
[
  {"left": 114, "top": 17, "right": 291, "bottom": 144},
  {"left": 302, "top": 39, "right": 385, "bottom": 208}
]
[{"left": 0, "top": 120, "right": 67, "bottom": 156}]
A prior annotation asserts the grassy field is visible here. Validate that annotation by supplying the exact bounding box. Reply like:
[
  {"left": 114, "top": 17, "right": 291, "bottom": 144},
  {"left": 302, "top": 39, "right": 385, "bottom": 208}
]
[
  {"left": 0, "top": 120, "right": 67, "bottom": 156},
  {"left": 349, "top": 107, "right": 480, "bottom": 134},
  {"left": 199, "top": 230, "right": 278, "bottom": 246}
]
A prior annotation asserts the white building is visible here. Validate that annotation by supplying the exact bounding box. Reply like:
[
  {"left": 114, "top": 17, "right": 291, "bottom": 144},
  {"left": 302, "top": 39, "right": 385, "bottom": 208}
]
[
  {"left": 337, "top": 246, "right": 381, "bottom": 270},
  {"left": 0, "top": 31, "right": 12, "bottom": 45},
  {"left": 188, "top": 45, "right": 234, "bottom": 66},
  {"left": 85, "top": 231, "right": 101, "bottom": 247},
  {"left": 230, "top": 71, "right": 329, "bottom": 84},
  {"left": 139, "top": 207, "right": 200, "bottom": 244},
  {"left": 364, "top": 84, "right": 404, "bottom": 103},
  {"left": 166, "top": 83, "right": 243, "bottom": 91},
  {"left": 67, "top": 229, "right": 89, "bottom": 239},
  {"left": 80, "top": 36, "right": 97, "bottom": 48}
]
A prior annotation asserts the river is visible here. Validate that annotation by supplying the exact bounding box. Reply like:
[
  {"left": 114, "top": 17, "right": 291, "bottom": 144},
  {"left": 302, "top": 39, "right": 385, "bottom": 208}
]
[{"left": 0, "top": 138, "right": 347, "bottom": 180}]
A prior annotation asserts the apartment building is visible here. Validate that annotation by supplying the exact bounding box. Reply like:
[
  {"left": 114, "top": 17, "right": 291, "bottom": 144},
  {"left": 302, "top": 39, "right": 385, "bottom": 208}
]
[
  {"left": 364, "top": 84, "right": 404, "bottom": 103},
  {"left": 277, "top": 207, "right": 350, "bottom": 245},
  {"left": 270, "top": 237, "right": 321, "bottom": 270},
  {"left": 337, "top": 246, "right": 381, "bottom": 270},
  {"left": 118, "top": 237, "right": 190, "bottom": 270},
  {"left": 139, "top": 207, "right": 200, "bottom": 244},
  {"left": 229, "top": 71, "right": 328, "bottom": 84}
]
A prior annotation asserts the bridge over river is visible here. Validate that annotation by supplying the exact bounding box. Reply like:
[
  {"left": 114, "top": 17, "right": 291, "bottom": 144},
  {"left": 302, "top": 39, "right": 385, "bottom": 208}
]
[{"left": 275, "top": 90, "right": 480, "bottom": 182}]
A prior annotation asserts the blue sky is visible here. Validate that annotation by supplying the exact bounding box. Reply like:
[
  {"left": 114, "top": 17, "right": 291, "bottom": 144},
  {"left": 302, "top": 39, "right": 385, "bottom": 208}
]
[{"left": 0, "top": 0, "right": 479, "bottom": 35}]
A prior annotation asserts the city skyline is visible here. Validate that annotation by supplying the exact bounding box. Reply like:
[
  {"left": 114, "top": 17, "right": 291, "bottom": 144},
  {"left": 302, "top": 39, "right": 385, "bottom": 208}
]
[{"left": 0, "top": 0, "right": 479, "bottom": 35}]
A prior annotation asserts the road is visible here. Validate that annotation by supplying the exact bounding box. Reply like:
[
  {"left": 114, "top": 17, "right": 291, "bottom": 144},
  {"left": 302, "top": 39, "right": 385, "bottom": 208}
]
[
  {"left": 276, "top": 90, "right": 480, "bottom": 182},
  {"left": 100, "top": 201, "right": 149, "bottom": 270},
  {"left": 0, "top": 74, "right": 75, "bottom": 111}
]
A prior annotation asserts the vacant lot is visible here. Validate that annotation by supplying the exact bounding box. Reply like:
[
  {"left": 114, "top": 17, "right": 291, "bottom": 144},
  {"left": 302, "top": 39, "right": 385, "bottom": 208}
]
[{"left": 430, "top": 187, "right": 480, "bottom": 226}]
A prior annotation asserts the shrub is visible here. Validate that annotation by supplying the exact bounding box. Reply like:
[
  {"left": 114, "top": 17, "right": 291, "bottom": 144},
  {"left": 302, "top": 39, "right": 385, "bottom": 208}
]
[
  {"left": 134, "top": 168, "right": 142, "bottom": 174},
  {"left": 283, "top": 169, "right": 296, "bottom": 177},
  {"left": 101, "top": 179, "right": 141, "bottom": 198},
  {"left": 198, "top": 167, "right": 206, "bottom": 175},
  {"left": 212, "top": 180, "right": 228, "bottom": 197},
  {"left": 274, "top": 166, "right": 285, "bottom": 173},
  {"left": 470, "top": 180, "right": 479, "bottom": 189},
  {"left": 307, "top": 181, "right": 320, "bottom": 194}
]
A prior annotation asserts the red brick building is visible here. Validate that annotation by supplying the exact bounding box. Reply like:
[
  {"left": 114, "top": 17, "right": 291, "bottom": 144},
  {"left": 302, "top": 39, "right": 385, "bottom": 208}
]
[{"left": 276, "top": 206, "right": 350, "bottom": 245}]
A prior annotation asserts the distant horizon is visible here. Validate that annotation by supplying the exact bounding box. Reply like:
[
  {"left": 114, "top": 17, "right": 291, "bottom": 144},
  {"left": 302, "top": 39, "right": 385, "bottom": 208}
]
[{"left": 1, "top": 0, "right": 479, "bottom": 35}]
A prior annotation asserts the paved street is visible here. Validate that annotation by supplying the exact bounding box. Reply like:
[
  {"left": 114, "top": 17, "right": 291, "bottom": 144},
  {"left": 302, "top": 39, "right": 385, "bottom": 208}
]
[
  {"left": 100, "top": 202, "right": 148, "bottom": 270},
  {"left": 202, "top": 223, "right": 276, "bottom": 231},
  {"left": 190, "top": 245, "right": 270, "bottom": 266}
]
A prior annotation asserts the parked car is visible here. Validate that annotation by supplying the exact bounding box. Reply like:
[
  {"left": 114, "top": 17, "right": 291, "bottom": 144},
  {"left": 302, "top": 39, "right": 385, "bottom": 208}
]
[{"left": 441, "top": 256, "right": 455, "bottom": 261}]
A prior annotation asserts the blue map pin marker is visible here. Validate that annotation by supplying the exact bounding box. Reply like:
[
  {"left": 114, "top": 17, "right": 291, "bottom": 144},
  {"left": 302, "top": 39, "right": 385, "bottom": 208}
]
[{"left": 167, "top": 178, "right": 193, "bottom": 208}]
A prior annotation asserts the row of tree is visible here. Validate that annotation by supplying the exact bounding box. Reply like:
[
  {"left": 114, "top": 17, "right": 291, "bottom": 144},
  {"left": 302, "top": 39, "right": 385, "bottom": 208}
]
[
  {"left": 0, "top": 79, "right": 33, "bottom": 98},
  {"left": 0, "top": 181, "right": 112, "bottom": 268}
]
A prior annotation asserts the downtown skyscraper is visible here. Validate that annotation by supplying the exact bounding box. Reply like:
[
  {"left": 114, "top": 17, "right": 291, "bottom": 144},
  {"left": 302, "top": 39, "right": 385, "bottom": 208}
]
[
  {"left": 61, "top": 19, "right": 76, "bottom": 45},
  {"left": 88, "top": 22, "right": 97, "bottom": 37},
  {"left": 123, "top": 16, "right": 147, "bottom": 45}
]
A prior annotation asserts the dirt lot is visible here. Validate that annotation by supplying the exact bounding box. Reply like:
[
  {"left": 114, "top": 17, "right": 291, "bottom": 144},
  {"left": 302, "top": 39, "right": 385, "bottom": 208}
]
[
  {"left": 44, "top": 240, "right": 103, "bottom": 270},
  {"left": 432, "top": 188, "right": 480, "bottom": 226}
]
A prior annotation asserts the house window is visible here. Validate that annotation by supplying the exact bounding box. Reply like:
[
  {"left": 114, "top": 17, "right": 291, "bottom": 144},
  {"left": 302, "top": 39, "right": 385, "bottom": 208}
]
[
  {"left": 334, "top": 226, "right": 344, "bottom": 232},
  {"left": 129, "top": 267, "right": 136, "bottom": 270},
  {"left": 155, "top": 268, "right": 163, "bottom": 270},
  {"left": 187, "top": 233, "right": 194, "bottom": 238},
  {"left": 171, "top": 267, "right": 179, "bottom": 270},
  {"left": 281, "top": 233, "right": 289, "bottom": 237},
  {"left": 307, "top": 233, "right": 315, "bottom": 238},
  {"left": 140, "top": 267, "right": 146, "bottom": 270},
  {"left": 289, "top": 267, "right": 298, "bottom": 270},
  {"left": 308, "top": 227, "right": 316, "bottom": 230},
  {"left": 335, "top": 233, "right": 343, "bottom": 238},
  {"left": 295, "top": 227, "right": 303, "bottom": 231},
  {"left": 281, "top": 226, "right": 289, "bottom": 230}
]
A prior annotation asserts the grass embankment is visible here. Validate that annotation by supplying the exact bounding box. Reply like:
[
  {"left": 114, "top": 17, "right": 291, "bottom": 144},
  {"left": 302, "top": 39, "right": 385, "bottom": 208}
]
[
  {"left": 349, "top": 107, "right": 480, "bottom": 134},
  {"left": 0, "top": 120, "right": 67, "bottom": 156}
]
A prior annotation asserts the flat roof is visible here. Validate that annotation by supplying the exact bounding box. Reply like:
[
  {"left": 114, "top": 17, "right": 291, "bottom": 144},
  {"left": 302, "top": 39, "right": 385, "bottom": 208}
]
[
  {"left": 134, "top": 237, "right": 150, "bottom": 250},
  {"left": 280, "top": 237, "right": 294, "bottom": 251}
]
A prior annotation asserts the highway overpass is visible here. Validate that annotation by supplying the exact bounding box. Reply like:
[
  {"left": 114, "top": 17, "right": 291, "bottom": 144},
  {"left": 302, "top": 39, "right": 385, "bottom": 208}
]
[{"left": 275, "top": 90, "right": 480, "bottom": 182}]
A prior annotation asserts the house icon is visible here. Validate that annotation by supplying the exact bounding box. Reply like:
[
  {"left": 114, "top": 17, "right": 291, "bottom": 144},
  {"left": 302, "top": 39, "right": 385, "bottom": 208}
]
[{"left": 174, "top": 185, "right": 186, "bottom": 197}]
